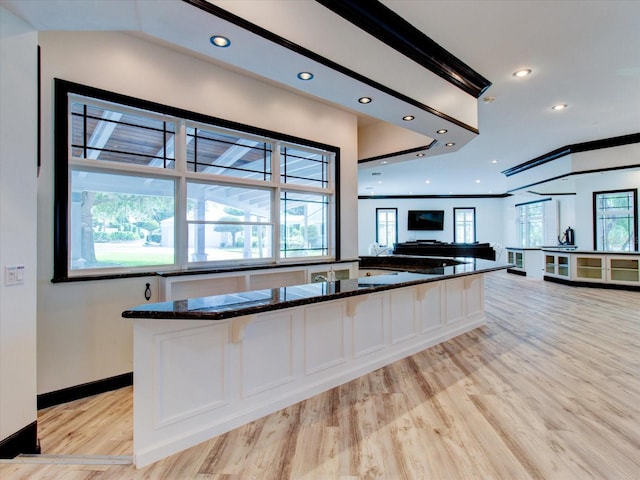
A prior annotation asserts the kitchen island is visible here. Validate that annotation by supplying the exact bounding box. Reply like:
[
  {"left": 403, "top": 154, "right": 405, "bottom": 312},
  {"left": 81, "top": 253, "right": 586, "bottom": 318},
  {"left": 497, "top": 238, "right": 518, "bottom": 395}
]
[{"left": 123, "top": 257, "right": 508, "bottom": 467}]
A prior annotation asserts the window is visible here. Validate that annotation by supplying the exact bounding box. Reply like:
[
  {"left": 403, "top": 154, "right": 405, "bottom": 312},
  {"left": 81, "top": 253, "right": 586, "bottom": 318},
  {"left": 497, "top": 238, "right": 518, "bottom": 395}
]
[
  {"left": 593, "top": 189, "right": 638, "bottom": 251},
  {"left": 516, "top": 199, "right": 557, "bottom": 248},
  {"left": 453, "top": 208, "right": 476, "bottom": 243},
  {"left": 375, "top": 208, "right": 397, "bottom": 247},
  {"left": 54, "top": 80, "right": 338, "bottom": 280}
]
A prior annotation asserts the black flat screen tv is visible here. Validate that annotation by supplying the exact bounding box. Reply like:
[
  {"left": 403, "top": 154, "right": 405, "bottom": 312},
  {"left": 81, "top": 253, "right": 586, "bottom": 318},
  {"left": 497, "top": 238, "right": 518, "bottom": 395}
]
[{"left": 407, "top": 210, "right": 444, "bottom": 231}]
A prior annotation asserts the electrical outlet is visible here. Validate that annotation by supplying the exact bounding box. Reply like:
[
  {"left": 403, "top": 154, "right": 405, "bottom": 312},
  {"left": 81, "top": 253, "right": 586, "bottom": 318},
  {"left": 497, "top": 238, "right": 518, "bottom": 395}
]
[{"left": 5, "top": 265, "right": 25, "bottom": 286}]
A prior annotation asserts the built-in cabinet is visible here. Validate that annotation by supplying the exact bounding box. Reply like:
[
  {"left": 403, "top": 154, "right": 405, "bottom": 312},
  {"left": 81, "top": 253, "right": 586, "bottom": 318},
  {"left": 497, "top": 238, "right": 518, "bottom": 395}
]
[
  {"left": 542, "top": 249, "right": 640, "bottom": 289},
  {"left": 544, "top": 252, "right": 571, "bottom": 279},
  {"left": 506, "top": 248, "right": 544, "bottom": 278},
  {"left": 607, "top": 256, "right": 640, "bottom": 285},
  {"left": 573, "top": 255, "right": 606, "bottom": 282},
  {"left": 507, "top": 249, "right": 524, "bottom": 270}
]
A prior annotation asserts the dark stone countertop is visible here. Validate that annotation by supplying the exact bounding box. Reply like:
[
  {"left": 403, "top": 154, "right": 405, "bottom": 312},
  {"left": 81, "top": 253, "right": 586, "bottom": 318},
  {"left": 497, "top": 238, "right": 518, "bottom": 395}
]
[
  {"left": 541, "top": 248, "right": 639, "bottom": 255},
  {"left": 122, "top": 258, "right": 509, "bottom": 321}
]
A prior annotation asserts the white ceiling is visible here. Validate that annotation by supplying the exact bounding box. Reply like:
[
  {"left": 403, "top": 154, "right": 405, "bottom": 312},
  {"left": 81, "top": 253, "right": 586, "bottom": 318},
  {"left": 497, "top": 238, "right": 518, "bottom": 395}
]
[
  {"left": 364, "top": 0, "right": 640, "bottom": 196},
  {"left": 3, "top": 0, "right": 640, "bottom": 196}
]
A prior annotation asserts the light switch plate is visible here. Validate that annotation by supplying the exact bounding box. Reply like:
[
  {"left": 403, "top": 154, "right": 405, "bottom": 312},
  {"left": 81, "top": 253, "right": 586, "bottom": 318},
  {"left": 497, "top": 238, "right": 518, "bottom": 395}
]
[{"left": 5, "top": 265, "right": 25, "bottom": 286}]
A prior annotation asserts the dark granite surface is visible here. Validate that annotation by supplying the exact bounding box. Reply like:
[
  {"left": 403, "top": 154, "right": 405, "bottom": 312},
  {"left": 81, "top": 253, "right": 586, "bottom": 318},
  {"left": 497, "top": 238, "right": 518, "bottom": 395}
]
[
  {"left": 123, "top": 258, "right": 509, "bottom": 321},
  {"left": 541, "top": 248, "right": 639, "bottom": 255}
]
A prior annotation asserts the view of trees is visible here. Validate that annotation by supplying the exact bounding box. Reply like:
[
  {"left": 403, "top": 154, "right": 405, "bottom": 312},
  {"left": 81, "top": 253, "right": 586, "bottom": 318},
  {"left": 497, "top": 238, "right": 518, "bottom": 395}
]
[
  {"left": 596, "top": 191, "right": 636, "bottom": 251},
  {"left": 79, "top": 191, "right": 174, "bottom": 266}
]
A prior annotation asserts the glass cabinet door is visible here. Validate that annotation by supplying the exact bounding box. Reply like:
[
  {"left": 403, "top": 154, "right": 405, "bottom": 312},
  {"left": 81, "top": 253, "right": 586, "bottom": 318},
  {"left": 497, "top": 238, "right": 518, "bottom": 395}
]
[
  {"left": 574, "top": 256, "right": 605, "bottom": 281},
  {"left": 608, "top": 257, "right": 640, "bottom": 284}
]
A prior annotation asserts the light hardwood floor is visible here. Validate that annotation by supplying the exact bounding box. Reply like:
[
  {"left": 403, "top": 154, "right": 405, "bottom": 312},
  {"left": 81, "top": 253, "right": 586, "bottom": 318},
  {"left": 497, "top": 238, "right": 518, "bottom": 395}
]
[{"left": 2, "top": 271, "right": 639, "bottom": 479}]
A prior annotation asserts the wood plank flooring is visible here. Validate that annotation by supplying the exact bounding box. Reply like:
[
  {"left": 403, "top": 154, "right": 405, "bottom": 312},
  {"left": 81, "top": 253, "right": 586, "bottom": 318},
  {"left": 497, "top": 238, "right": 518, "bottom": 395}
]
[{"left": 2, "top": 271, "right": 639, "bottom": 479}]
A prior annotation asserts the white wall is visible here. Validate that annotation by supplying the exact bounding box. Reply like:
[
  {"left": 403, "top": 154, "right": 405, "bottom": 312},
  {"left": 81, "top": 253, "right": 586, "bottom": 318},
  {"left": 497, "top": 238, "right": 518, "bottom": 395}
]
[
  {"left": 36, "top": 31, "right": 358, "bottom": 394},
  {"left": 357, "top": 197, "right": 504, "bottom": 255},
  {"left": 0, "top": 7, "right": 38, "bottom": 441}
]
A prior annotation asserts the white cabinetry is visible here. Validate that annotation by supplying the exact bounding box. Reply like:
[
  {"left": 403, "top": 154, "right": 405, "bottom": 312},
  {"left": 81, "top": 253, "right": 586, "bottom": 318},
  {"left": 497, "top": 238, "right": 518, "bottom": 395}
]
[
  {"left": 544, "top": 252, "right": 571, "bottom": 279},
  {"left": 542, "top": 250, "right": 640, "bottom": 289},
  {"left": 507, "top": 249, "right": 524, "bottom": 271},
  {"left": 607, "top": 256, "right": 640, "bottom": 285},
  {"left": 506, "top": 248, "right": 543, "bottom": 278},
  {"left": 133, "top": 274, "right": 487, "bottom": 467},
  {"left": 573, "top": 255, "right": 606, "bottom": 283}
]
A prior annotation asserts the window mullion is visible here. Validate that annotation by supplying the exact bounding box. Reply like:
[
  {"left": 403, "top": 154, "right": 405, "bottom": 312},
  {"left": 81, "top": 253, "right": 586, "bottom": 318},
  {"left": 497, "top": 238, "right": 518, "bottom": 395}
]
[
  {"left": 273, "top": 142, "right": 282, "bottom": 262},
  {"left": 175, "top": 120, "right": 188, "bottom": 269}
]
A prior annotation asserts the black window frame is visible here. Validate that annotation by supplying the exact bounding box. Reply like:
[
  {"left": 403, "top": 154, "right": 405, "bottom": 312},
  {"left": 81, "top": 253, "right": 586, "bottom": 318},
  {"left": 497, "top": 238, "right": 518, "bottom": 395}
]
[
  {"left": 53, "top": 79, "right": 340, "bottom": 282},
  {"left": 453, "top": 207, "right": 476, "bottom": 243},
  {"left": 375, "top": 207, "right": 398, "bottom": 247},
  {"left": 592, "top": 188, "right": 638, "bottom": 251}
]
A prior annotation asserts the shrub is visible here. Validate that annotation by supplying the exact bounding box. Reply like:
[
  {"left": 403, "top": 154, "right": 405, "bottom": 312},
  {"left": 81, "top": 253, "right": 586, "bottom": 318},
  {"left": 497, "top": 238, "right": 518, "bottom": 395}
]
[
  {"left": 93, "top": 231, "right": 110, "bottom": 243},
  {"left": 109, "top": 231, "right": 137, "bottom": 242}
]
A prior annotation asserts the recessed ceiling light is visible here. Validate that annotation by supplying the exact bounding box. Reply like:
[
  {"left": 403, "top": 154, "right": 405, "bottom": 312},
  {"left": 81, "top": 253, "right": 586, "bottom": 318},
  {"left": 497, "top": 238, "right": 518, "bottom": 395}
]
[
  {"left": 297, "top": 72, "right": 314, "bottom": 81},
  {"left": 358, "top": 97, "right": 372, "bottom": 104},
  {"left": 436, "top": 129, "right": 448, "bottom": 134},
  {"left": 416, "top": 153, "right": 425, "bottom": 157},
  {"left": 513, "top": 68, "right": 532, "bottom": 78},
  {"left": 378, "top": 181, "right": 382, "bottom": 184},
  {"left": 210, "top": 35, "right": 231, "bottom": 48},
  {"left": 475, "top": 179, "right": 481, "bottom": 183},
  {"left": 402, "top": 115, "right": 415, "bottom": 121},
  {"left": 445, "top": 142, "right": 455, "bottom": 147},
  {"left": 552, "top": 104, "right": 568, "bottom": 111},
  {"left": 491, "top": 159, "right": 499, "bottom": 164},
  {"left": 380, "top": 160, "right": 388, "bottom": 164},
  {"left": 425, "top": 180, "right": 430, "bottom": 184}
]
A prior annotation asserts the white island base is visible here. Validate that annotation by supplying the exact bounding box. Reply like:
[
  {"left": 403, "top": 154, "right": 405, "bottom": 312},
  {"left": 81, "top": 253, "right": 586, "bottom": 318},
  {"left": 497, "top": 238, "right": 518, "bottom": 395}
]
[{"left": 133, "top": 274, "right": 485, "bottom": 467}]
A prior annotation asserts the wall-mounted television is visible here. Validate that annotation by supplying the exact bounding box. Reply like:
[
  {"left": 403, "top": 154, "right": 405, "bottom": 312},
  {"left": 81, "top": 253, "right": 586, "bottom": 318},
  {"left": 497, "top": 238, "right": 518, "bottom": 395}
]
[{"left": 407, "top": 210, "right": 445, "bottom": 231}]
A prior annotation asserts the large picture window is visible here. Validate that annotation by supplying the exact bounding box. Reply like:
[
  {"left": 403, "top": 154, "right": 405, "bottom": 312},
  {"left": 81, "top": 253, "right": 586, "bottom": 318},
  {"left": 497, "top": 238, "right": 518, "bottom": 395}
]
[
  {"left": 54, "top": 80, "right": 338, "bottom": 280},
  {"left": 593, "top": 189, "right": 638, "bottom": 251}
]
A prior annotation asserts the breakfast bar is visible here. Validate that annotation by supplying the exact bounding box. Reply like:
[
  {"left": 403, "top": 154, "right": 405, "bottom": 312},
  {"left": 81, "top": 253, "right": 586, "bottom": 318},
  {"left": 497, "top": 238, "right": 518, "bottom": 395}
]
[{"left": 123, "top": 258, "right": 508, "bottom": 467}]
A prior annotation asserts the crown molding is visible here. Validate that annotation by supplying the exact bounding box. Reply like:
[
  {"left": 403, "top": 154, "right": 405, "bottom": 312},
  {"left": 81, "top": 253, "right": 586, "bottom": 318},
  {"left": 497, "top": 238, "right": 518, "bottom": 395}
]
[
  {"left": 316, "top": 0, "right": 492, "bottom": 98},
  {"left": 502, "top": 133, "right": 640, "bottom": 177}
]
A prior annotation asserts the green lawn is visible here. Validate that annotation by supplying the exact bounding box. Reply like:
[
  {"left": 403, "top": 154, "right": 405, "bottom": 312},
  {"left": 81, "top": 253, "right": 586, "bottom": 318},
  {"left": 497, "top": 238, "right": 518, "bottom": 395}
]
[{"left": 96, "top": 250, "right": 174, "bottom": 267}]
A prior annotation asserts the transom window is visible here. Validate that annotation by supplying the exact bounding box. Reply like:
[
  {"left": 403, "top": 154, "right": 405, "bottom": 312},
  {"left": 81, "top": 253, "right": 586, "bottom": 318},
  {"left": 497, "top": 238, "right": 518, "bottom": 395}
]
[
  {"left": 54, "top": 80, "right": 338, "bottom": 280},
  {"left": 593, "top": 189, "right": 638, "bottom": 251}
]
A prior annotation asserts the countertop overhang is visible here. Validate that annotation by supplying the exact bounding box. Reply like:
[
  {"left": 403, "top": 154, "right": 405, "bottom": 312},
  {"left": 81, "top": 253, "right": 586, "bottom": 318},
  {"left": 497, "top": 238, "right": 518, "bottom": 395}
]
[{"left": 122, "top": 258, "right": 509, "bottom": 321}]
